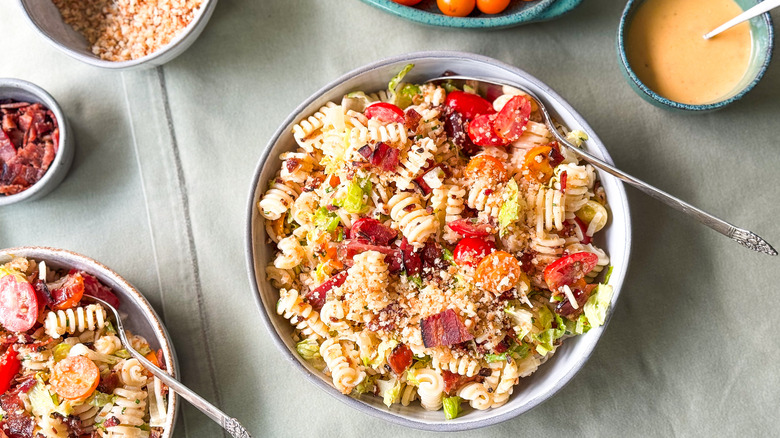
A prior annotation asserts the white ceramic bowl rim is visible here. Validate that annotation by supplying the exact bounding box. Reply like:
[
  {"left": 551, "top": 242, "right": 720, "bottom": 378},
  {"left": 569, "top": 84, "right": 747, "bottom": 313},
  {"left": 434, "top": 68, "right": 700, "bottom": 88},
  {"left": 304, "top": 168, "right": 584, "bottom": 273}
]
[
  {"left": 245, "top": 51, "right": 632, "bottom": 431},
  {"left": 0, "top": 246, "right": 179, "bottom": 437},
  {"left": 16, "top": 0, "right": 216, "bottom": 69},
  {"left": 0, "top": 78, "right": 70, "bottom": 206}
]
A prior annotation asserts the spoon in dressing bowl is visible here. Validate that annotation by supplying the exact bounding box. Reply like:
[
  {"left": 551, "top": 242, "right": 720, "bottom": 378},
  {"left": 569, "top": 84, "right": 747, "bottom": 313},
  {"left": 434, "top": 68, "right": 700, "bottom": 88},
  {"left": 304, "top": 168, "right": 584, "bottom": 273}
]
[
  {"left": 703, "top": 0, "right": 780, "bottom": 39},
  {"left": 81, "top": 295, "right": 253, "bottom": 438},
  {"left": 426, "top": 75, "right": 777, "bottom": 256}
]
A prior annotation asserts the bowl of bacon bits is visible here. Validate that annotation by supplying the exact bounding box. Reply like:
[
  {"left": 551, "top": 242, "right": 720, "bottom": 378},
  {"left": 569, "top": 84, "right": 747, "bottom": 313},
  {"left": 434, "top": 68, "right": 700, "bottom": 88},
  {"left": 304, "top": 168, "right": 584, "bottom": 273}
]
[
  {"left": 246, "top": 52, "right": 631, "bottom": 430},
  {"left": 0, "top": 247, "right": 178, "bottom": 438},
  {"left": 18, "top": 0, "right": 219, "bottom": 69},
  {"left": 0, "top": 79, "right": 73, "bottom": 206}
]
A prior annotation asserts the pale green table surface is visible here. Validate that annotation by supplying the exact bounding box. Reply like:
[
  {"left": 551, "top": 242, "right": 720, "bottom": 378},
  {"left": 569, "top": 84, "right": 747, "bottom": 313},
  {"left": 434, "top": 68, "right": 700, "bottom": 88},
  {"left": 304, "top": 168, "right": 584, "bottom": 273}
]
[{"left": 2, "top": 1, "right": 779, "bottom": 436}]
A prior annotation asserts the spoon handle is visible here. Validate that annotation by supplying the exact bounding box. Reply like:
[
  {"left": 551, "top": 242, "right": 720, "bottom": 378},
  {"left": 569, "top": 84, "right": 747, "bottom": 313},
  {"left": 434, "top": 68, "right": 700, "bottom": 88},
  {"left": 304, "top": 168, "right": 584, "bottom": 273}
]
[
  {"left": 562, "top": 143, "right": 777, "bottom": 256},
  {"left": 703, "top": 0, "right": 780, "bottom": 39},
  {"left": 131, "top": 353, "right": 253, "bottom": 438}
]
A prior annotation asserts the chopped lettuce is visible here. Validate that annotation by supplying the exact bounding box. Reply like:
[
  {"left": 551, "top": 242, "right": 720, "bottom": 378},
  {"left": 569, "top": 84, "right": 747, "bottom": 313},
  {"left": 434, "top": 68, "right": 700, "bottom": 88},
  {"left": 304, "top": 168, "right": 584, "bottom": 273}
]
[
  {"left": 498, "top": 178, "right": 522, "bottom": 232},
  {"left": 0, "top": 266, "right": 27, "bottom": 284},
  {"left": 565, "top": 130, "right": 589, "bottom": 147},
  {"left": 89, "top": 392, "right": 117, "bottom": 408},
  {"left": 583, "top": 284, "right": 613, "bottom": 329},
  {"left": 603, "top": 265, "right": 614, "bottom": 284},
  {"left": 379, "top": 378, "right": 402, "bottom": 407},
  {"left": 504, "top": 305, "right": 533, "bottom": 341},
  {"left": 486, "top": 342, "right": 531, "bottom": 363},
  {"left": 314, "top": 207, "right": 340, "bottom": 232},
  {"left": 28, "top": 381, "right": 57, "bottom": 417},
  {"left": 388, "top": 64, "right": 415, "bottom": 105},
  {"left": 343, "top": 91, "right": 373, "bottom": 113},
  {"left": 353, "top": 375, "right": 377, "bottom": 395},
  {"left": 296, "top": 339, "right": 326, "bottom": 371},
  {"left": 533, "top": 306, "right": 566, "bottom": 356},
  {"left": 442, "top": 248, "right": 454, "bottom": 264},
  {"left": 52, "top": 343, "right": 71, "bottom": 363},
  {"left": 113, "top": 349, "right": 131, "bottom": 359},
  {"left": 371, "top": 340, "right": 399, "bottom": 368},
  {"left": 443, "top": 396, "right": 462, "bottom": 420},
  {"left": 342, "top": 180, "right": 366, "bottom": 214},
  {"left": 396, "top": 83, "right": 421, "bottom": 109}
]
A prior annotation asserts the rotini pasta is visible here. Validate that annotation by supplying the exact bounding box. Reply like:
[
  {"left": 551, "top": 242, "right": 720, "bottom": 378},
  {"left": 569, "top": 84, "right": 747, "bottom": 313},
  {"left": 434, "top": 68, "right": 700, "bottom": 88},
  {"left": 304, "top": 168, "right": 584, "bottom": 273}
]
[
  {"left": 258, "top": 67, "right": 614, "bottom": 420},
  {"left": 44, "top": 305, "right": 107, "bottom": 339}
]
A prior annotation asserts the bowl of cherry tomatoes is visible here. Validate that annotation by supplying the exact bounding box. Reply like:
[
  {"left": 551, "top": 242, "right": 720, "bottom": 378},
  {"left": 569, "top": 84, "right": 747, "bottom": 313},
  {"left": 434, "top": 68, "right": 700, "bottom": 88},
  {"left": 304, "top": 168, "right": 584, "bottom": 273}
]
[{"left": 362, "top": 0, "right": 584, "bottom": 28}]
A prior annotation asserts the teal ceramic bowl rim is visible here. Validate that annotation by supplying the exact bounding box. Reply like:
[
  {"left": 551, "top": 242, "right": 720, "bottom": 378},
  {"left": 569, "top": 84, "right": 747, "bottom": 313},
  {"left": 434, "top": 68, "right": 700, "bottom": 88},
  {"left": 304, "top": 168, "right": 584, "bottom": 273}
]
[
  {"left": 360, "top": 0, "right": 565, "bottom": 28},
  {"left": 617, "top": 0, "right": 774, "bottom": 111}
]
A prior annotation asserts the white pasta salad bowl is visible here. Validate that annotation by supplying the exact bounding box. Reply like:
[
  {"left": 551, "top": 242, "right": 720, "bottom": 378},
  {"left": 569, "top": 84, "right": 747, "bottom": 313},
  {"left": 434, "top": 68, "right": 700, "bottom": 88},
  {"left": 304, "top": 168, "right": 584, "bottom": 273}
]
[
  {"left": 0, "top": 247, "right": 179, "bottom": 437},
  {"left": 245, "top": 52, "right": 632, "bottom": 431}
]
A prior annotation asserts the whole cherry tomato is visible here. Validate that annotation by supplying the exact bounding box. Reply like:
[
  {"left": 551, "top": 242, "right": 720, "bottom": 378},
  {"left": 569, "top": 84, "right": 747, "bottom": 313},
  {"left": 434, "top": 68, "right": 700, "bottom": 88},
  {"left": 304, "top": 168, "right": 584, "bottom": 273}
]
[
  {"left": 454, "top": 238, "right": 495, "bottom": 267},
  {"left": 365, "top": 102, "right": 405, "bottom": 124},
  {"left": 476, "top": 0, "right": 511, "bottom": 14},
  {"left": 437, "top": 0, "right": 476, "bottom": 17},
  {"left": 391, "top": 0, "right": 424, "bottom": 5},
  {"left": 444, "top": 91, "right": 494, "bottom": 120}
]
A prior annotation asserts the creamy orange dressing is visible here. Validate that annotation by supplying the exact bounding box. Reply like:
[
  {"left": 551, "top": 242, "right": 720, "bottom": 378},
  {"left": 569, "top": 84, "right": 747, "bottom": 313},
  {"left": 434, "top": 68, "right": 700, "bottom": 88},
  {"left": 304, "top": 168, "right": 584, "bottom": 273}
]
[{"left": 627, "top": 0, "right": 752, "bottom": 105}]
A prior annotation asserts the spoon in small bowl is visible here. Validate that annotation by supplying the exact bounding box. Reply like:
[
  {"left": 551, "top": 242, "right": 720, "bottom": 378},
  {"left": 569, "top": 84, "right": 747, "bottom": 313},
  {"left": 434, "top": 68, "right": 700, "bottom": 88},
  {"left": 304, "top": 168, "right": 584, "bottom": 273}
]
[
  {"left": 703, "top": 0, "right": 780, "bottom": 39},
  {"left": 82, "top": 295, "right": 252, "bottom": 438},
  {"left": 426, "top": 75, "right": 777, "bottom": 256}
]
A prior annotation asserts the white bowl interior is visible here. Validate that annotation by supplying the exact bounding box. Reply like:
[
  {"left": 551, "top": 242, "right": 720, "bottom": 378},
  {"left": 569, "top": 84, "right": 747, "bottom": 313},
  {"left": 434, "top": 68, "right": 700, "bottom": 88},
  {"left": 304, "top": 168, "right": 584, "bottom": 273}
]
[
  {"left": 0, "top": 247, "right": 179, "bottom": 437},
  {"left": 247, "top": 52, "right": 632, "bottom": 431}
]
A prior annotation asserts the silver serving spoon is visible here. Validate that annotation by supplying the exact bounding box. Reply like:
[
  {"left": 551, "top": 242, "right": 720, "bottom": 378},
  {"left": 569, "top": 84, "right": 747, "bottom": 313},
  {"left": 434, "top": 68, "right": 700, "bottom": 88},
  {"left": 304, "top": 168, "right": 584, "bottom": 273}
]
[
  {"left": 83, "top": 295, "right": 252, "bottom": 438},
  {"left": 703, "top": 0, "right": 780, "bottom": 39},
  {"left": 427, "top": 75, "right": 777, "bottom": 256}
]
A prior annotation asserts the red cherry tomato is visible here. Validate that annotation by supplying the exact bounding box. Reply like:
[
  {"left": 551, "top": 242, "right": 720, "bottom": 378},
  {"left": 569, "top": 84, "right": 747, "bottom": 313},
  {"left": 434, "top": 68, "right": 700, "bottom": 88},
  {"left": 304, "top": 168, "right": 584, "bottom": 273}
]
[
  {"left": 364, "top": 102, "right": 405, "bottom": 124},
  {"left": 454, "top": 238, "right": 496, "bottom": 267},
  {"left": 391, "top": 0, "right": 423, "bottom": 4},
  {"left": 437, "top": 0, "right": 476, "bottom": 16},
  {"left": 543, "top": 252, "right": 599, "bottom": 291},
  {"left": 51, "top": 273, "right": 85, "bottom": 311},
  {"left": 446, "top": 219, "right": 494, "bottom": 238},
  {"left": 476, "top": 0, "right": 510, "bottom": 14},
  {"left": 444, "top": 91, "right": 494, "bottom": 120},
  {"left": 468, "top": 114, "right": 507, "bottom": 147},
  {"left": 0, "top": 275, "right": 39, "bottom": 333},
  {"left": 493, "top": 95, "right": 531, "bottom": 142},
  {"left": 0, "top": 348, "right": 21, "bottom": 394},
  {"left": 387, "top": 343, "right": 413, "bottom": 374}
]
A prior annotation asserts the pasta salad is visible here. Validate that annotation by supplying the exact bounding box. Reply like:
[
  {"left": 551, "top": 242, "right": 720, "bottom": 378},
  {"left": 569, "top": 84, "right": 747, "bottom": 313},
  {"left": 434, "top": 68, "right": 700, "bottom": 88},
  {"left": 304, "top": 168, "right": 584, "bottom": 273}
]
[
  {"left": 258, "top": 66, "right": 615, "bottom": 419},
  {"left": 0, "top": 257, "right": 168, "bottom": 438}
]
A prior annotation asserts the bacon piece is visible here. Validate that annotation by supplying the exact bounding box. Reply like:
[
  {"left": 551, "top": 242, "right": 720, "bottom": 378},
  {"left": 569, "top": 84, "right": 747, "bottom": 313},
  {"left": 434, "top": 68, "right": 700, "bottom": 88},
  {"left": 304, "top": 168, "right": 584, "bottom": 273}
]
[
  {"left": 387, "top": 344, "right": 413, "bottom": 375},
  {"left": 349, "top": 218, "right": 397, "bottom": 246},
  {"left": 370, "top": 143, "right": 400, "bottom": 172},
  {"left": 358, "top": 145, "right": 373, "bottom": 159},
  {"left": 420, "top": 309, "right": 474, "bottom": 348},
  {"left": 306, "top": 271, "right": 347, "bottom": 311},
  {"left": 51, "top": 413, "right": 84, "bottom": 437},
  {"left": 1, "top": 415, "right": 33, "bottom": 438},
  {"left": 441, "top": 369, "right": 481, "bottom": 394},
  {"left": 560, "top": 171, "right": 568, "bottom": 194},
  {"left": 97, "top": 371, "right": 119, "bottom": 395},
  {"left": 77, "top": 272, "right": 121, "bottom": 309},
  {"left": 103, "top": 417, "right": 120, "bottom": 428},
  {"left": 420, "top": 241, "right": 448, "bottom": 275},
  {"left": 444, "top": 107, "right": 479, "bottom": 155},
  {"left": 400, "top": 239, "right": 421, "bottom": 276},
  {"left": 404, "top": 108, "right": 422, "bottom": 131},
  {"left": 0, "top": 130, "right": 15, "bottom": 163}
]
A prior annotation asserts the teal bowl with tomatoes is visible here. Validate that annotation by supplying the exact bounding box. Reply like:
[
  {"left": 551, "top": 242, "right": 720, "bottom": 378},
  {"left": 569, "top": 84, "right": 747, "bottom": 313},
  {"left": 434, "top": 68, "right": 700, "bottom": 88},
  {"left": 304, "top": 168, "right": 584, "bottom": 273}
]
[{"left": 360, "top": 0, "right": 584, "bottom": 28}]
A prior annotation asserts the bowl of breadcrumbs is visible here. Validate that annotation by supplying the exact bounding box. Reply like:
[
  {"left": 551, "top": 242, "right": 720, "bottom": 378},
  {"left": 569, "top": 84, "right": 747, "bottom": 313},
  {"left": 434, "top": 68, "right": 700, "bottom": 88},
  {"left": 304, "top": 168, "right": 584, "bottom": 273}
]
[{"left": 18, "top": 0, "right": 218, "bottom": 70}]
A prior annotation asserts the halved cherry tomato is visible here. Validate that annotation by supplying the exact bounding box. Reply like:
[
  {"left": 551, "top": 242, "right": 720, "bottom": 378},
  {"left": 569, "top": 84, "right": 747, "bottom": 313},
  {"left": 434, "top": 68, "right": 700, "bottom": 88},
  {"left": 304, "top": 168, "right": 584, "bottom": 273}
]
[
  {"left": 468, "top": 114, "right": 507, "bottom": 147},
  {"left": 365, "top": 102, "right": 405, "bottom": 124},
  {"left": 493, "top": 95, "right": 531, "bottom": 142},
  {"left": 437, "top": 0, "right": 476, "bottom": 16},
  {"left": 543, "top": 252, "right": 599, "bottom": 291},
  {"left": 387, "top": 343, "right": 413, "bottom": 374},
  {"left": 444, "top": 91, "right": 494, "bottom": 120},
  {"left": 0, "top": 275, "right": 39, "bottom": 333},
  {"left": 464, "top": 155, "right": 508, "bottom": 183},
  {"left": 453, "top": 238, "right": 495, "bottom": 267},
  {"left": 521, "top": 143, "right": 564, "bottom": 184},
  {"left": 447, "top": 219, "right": 493, "bottom": 238},
  {"left": 51, "top": 273, "right": 84, "bottom": 311},
  {"left": 391, "top": 0, "right": 423, "bottom": 5},
  {"left": 475, "top": 251, "right": 526, "bottom": 294},
  {"left": 476, "top": 0, "right": 510, "bottom": 14},
  {"left": 0, "top": 348, "right": 21, "bottom": 393},
  {"left": 50, "top": 355, "right": 100, "bottom": 400}
]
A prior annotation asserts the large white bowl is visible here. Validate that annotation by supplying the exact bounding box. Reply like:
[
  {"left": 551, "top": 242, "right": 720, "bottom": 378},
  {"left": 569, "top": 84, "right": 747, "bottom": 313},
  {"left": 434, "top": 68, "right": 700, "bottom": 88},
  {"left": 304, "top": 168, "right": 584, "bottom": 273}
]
[
  {"left": 0, "top": 246, "right": 179, "bottom": 437},
  {"left": 245, "top": 52, "right": 632, "bottom": 431},
  {"left": 17, "top": 0, "right": 218, "bottom": 70}
]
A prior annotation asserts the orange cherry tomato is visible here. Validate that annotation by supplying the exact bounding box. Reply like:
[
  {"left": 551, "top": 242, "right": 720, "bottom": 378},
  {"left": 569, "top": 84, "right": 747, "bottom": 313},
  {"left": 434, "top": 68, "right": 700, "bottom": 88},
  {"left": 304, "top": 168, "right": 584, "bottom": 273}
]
[
  {"left": 464, "top": 155, "right": 509, "bottom": 183},
  {"left": 476, "top": 0, "right": 510, "bottom": 14},
  {"left": 475, "top": 251, "right": 526, "bottom": 294},
  {"left": 392, "top": 0, "right": 424, "bottom": 5},
  {"left": 521, "top": 142, "right": 565, "bottom": 184},
  {"left": 145, "top": 351, "right": 161, "bottom": 368},
  {"left": 51, "top": 273, "right": 84, "bottom": 311},
  {"left": 50, "top": 356, "right": 100, "bottom": 400},
  {"left": 437, "top": 0, "right": 476, "bottom": 17}
]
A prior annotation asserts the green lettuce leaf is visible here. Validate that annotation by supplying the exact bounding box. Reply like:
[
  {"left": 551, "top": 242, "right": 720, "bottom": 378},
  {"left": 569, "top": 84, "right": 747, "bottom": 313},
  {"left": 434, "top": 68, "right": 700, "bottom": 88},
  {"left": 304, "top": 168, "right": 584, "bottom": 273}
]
[
  {"left": 498, "top": 179, "right": 522, "bottom": 231},
  {"left": 314, "top": 207, "right": 340, "bottom": 232},
  {"left": 443, "top": 396, "right": 462, "bottom": 420},
  {"left": 583, "top": 284, "right": 613, "bottom": 329},
  {"left": 388, "top": 64, "right": 415, "bottom": 104}
]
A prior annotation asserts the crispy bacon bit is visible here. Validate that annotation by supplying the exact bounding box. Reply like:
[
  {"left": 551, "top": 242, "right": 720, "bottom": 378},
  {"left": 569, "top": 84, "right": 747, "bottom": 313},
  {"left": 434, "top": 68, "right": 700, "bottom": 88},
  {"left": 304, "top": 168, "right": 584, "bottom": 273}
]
[
  {"left": 441, "top": 369, "right": 482, "bottom": 394},
  {"left": 103, "top": 417, "right": 120, "bottom": 428},
  {"left": 284, "top": 158, "right": 301, "bottom": 173},
  {"left": 97, "top": 371, "right": 119, "bottom": 395},
  {"left": 404, "top": 108, "right": 422, "bottom": 131},
  {"left": 555, "top": 283, "right": 597, "bottom": 319},
  {"left": 444, "top": 107, "right": 479, "bottom": 155},
  {"left": 1, "top": 416, "right": 34, "bottom": 438},
  {"left": 0, "top": 101, "right": 58, "bottom": 196},
  {"left": 560, "top": 170, "right": 568, "bottom": 193},
  {"left": 420, "top": 309, "right": 474, "bottom": 348},
  {"left": 400, "top": 239, "right": 421, "bottom": 276},
  {"left": 370, "top": 142, "right": 400, "bottom": 171},
  {"left": 51, "top": 413, "right": 84, "bottom": 437},
  {"left": 387, "top": 344, "right": 413, "bottom": 375},
  {"left": 357, "top": 145, "right": 373, "bottom": 159},
  {"left": 306, "top": 271, "right": 347, "bottom": 310},
  {"left": 421, "top": 241, "right": 448, "bottom": 277},
  {"left": 76, "top": 271, "right": 121, "bottom": 309},
  {"left": 349, "top": 218, "right": 397, "bottom": 246}
]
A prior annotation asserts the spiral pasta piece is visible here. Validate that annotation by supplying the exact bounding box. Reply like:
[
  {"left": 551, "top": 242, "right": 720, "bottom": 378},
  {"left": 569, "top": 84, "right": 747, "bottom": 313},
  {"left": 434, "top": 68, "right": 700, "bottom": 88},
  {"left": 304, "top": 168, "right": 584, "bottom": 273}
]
[
  {"left": 412, "top": 368, "right": 445, "bottom": 411},
  {"left": 274, "top": 236, "right": 306, "bottom": 270},
  {"left": 388, "top": 192, "right": 437, "bottom": 246},
  {"left": 107, "top": 386, "right": 148, "bottom": 428},
  {"left": 395, "top": 137, "right": 436, "bottom": 190},
  {"left": 348, "top": 122, "right": 408, "bottom": 147},
  {"left": 320, "top": 338, "right": 365, "bottom": 394},
  {"left": 457, "top": 382, "right": 492, "bottom": 410},
  {"left": 44, "top": 305, "right": 107, "bottom": 339},
  {"left": 276, "top": 288, "right": 329, "bottom": 340},
  {"left": 118, "top": 358, "right": 150, "bottom": 387},
  {"left": 258, "top": 180, "right": 301, "bottom": 221},
  {"left": 292, "top": 102, "right": 337, "bottom": 147}
]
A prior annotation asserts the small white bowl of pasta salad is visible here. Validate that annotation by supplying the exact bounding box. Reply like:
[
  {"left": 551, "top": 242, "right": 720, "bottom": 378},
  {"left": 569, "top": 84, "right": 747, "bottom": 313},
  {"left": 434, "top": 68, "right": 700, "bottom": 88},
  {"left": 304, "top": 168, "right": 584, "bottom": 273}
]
[
  {"left": 246, "top": 52, "right": 632, "bottom": 431},
  {"left": 0, "top": 247, "right": 178, "bottom": 438}
]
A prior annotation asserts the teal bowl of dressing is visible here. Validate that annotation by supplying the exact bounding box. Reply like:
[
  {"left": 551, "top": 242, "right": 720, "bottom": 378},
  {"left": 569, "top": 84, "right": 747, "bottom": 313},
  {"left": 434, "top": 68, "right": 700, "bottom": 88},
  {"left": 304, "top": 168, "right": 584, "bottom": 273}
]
[{"left": 617, "top": 0, "right": 774, "bottom": 112}]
